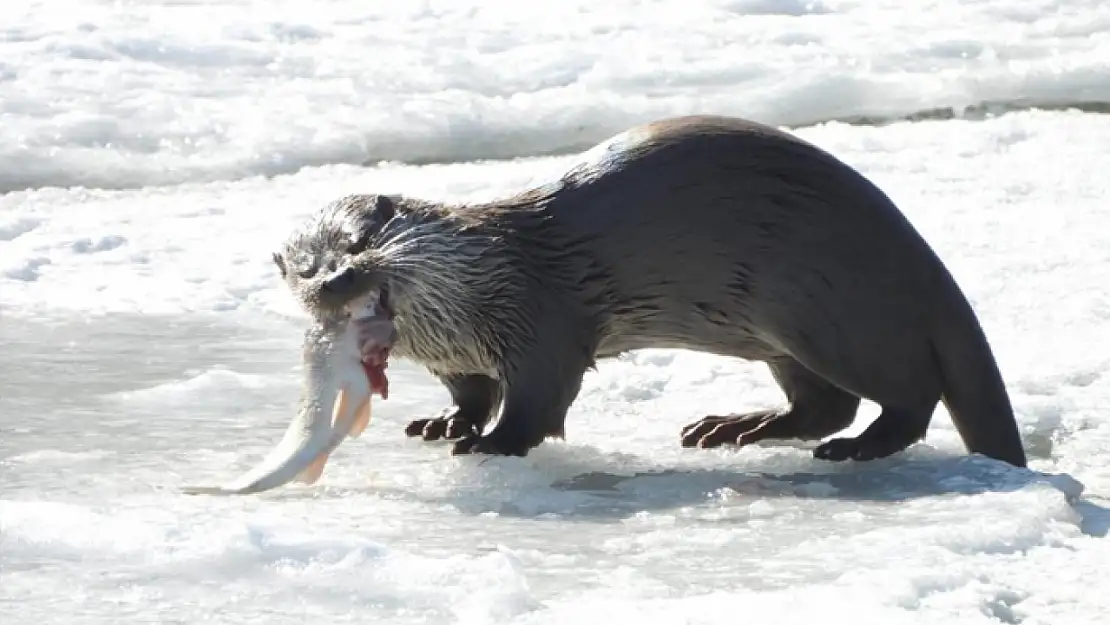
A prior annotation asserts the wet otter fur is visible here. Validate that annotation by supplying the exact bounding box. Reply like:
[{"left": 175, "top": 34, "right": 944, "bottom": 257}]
[{"left": 273, "top": 114, "right": 1028, "bottom": 468}]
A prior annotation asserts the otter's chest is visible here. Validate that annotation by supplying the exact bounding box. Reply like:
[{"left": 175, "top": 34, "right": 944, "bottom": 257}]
[{"left": 391, "top": 312, "right": 500, "bottom": 378}]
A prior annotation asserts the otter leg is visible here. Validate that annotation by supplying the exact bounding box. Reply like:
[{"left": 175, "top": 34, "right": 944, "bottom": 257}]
[
  {"left": 813, "top": 406, "right": 933, "bottom": 462},
  {"left": 681, "top": 356, "right": 861, "bottom": 448},
  {"left": 405, "top": 374, "right": 502, "bottom": 442},
  {"left": 770, "top": 330, "right": 944, "bottom": 463},
  {"left": 452, "top": 341, "right": 589, "bottom": 457}
]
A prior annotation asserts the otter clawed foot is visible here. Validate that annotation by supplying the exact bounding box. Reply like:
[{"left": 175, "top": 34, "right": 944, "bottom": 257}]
[
  {"left": 813, "top": 407, "right": 928, "bottom": 462},
  {"left": 813, "top": 436, "right": 906, "bottom": 462},
  {"left": 450, "top": 433, "right": 530, "bottom": 457},
  {"left": 680, "top": 411, "right": 781, "bottom": 449},
  {"left": 404, "top": 413, "right": 479, "bottom": 442}
]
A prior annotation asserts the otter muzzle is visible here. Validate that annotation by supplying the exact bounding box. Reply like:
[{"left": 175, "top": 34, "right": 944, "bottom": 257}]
[{"left": 183, "top": 293, "right": 393, "bottom": 496}]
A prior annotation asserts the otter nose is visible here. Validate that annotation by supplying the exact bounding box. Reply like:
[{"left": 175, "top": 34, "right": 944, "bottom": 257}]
[{"left": 322, "top": 266, "right": 357, "bottom": 294}]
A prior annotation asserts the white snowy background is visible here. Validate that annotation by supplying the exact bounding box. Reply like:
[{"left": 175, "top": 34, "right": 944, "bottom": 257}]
[{"left": 2, "top": 1, "right": 1109, "bottom": 624}]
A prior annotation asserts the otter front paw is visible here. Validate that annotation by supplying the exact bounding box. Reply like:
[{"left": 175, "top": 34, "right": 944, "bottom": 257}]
[
  {"left": 404, "top": 415, "right": 478, "bottom": 441},
  {"left": 450, "top": 434, "right": 530, "bottom": 457}
]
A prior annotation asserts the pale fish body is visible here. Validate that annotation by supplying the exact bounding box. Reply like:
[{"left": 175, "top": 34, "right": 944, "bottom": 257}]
[{"left": 182, "top": 296, "right": 379, "bottom": 496}]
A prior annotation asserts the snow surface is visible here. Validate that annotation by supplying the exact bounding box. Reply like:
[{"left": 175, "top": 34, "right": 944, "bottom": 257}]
[
  {"left": 2, "top": 0, "right": 1110, "bottom": 192},
  {"left": 3, "top": 1, "right": 1110, "bottom": 624}
]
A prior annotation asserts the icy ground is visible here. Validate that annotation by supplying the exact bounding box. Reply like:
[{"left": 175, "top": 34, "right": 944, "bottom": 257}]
[
  {"left": 2, "top": 0, "right": 1109, "bottom": 192},
  {"left": 3, "top": 110, "right": 1110, "bottom": 624}
]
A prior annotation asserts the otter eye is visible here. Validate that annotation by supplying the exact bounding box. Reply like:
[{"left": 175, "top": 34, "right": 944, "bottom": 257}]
[
  {"left": 295, "top": 258, "right": 319, "bottom": 279},
  {"left": 346, "top": 230, "right": 373, "bottom": 255}
]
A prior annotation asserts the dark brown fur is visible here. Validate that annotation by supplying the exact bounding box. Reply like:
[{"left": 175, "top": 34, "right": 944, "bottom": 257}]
[{"left": 277, "top": 114, "right": 1027, "bottom": 467}]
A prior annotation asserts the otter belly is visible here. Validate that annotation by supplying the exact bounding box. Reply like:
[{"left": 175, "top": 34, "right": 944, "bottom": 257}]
[{"left": 596, "top": 312, "right": 780, "bottom": 363}]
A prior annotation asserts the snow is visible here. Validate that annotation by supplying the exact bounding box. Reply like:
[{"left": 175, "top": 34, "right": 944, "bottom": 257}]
[
  {"left": 3, "top": 1, "right": 1110, "bottom": 624},
  {"left": 2, "top": 0, "right": 1109, "bottom": 192}
]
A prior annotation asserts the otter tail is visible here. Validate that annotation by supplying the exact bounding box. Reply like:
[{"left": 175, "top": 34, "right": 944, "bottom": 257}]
[{"left": 930, "top": 276, "right": 1027, "bottom": 468}]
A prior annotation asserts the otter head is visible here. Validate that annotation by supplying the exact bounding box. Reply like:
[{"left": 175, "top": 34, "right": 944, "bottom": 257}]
[
  {"left": 271, "top": 193, "right": 404, "bottom": 394},
  {"left": 273, "top": 194, "right": 397, "bottom": 315},
  {"left": 277, "top": 191, "right": 499, "bottom": 374},
  {"left": 181, "top": 194, "right": 408, "bottom": 496}
]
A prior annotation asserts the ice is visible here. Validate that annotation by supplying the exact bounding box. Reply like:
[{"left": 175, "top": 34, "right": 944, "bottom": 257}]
[
  {"left": 4, "top": 1, "right": 1110, "bottom": 623},
  {"left": 2, "top": 0, "right": 1109, "bottom": 192}
]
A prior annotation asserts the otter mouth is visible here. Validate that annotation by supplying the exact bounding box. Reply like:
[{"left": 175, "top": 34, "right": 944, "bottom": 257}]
[
  {"left": 182, "top": 286, "right": 399, "bottom": 496},
  {"left": 353, "top": 285, "right": 395, "bottom": 401}
]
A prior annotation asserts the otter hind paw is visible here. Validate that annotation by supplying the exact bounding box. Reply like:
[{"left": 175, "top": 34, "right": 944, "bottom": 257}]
[
  {"left": 680, "top": 411, "right": 781, "bottom": 449},
  {"left": 813, "top": 435, "right": 909, "bottom": 462}
]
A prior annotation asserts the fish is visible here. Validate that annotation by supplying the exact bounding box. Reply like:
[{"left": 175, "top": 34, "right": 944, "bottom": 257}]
[{"left": 182, "top": 292, "right": 394, "bottom": 496}]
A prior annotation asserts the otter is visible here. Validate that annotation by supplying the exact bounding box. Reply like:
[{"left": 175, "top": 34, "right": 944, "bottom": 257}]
[{"left": 273, "top": 114, "right": 1028, "bottom": 469}]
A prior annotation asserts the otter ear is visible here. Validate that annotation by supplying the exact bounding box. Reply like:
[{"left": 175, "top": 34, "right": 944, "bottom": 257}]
[
  {"left": 374, "top": 194, "right": 396, "bottom": 222},
  {"left": 347, "top": 195, "right": 399, "bottom": 255},
  {"left": 272, "top": 252, "right": 287, "bottom": 278}
]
